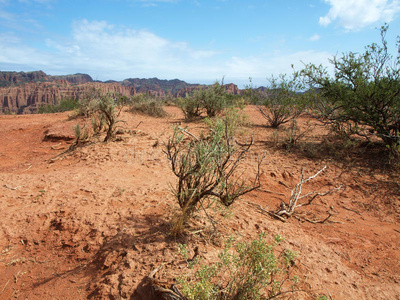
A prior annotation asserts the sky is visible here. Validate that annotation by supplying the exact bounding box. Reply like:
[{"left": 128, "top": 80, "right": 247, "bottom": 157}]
[{"left": 0, "top": 0, "right": 399, "bottom": 87}]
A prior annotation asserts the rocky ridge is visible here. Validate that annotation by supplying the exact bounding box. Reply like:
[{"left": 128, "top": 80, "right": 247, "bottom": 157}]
[{"left": 0, "top": 71, "right": 241, "bottom": 114}]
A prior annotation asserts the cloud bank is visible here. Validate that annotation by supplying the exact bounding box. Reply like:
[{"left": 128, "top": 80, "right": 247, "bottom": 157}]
[
  {"left": 0, "top": 19, "right": 332, "bottom": 86},
  {"left": 320, "top": 0, "right": 400, "bottom": 30}
]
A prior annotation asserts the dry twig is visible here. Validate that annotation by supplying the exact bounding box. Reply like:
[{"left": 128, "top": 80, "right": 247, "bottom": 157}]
[{"left": 4, "top": 184, "right": 24, "bottom": 190}]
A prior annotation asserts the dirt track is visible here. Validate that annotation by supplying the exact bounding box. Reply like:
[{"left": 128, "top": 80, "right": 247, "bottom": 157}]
[{"left": 0, "top": 106, "right": 399, "bottom": 299}]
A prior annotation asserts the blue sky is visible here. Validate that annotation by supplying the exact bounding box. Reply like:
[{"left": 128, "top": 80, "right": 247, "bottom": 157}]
[{"left": 0, "top": 0, "right": 399, "bottom": 87}]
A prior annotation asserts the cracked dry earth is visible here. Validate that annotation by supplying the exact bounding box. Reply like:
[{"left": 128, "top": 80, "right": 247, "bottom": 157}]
[{"left": 0, "top": 106, "right": 399, "bottom": 299}]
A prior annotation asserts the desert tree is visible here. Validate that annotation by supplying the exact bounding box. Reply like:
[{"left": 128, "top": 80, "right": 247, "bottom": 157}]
[{"left": 298, "top": 24, "right": 400, "bottom": 156}]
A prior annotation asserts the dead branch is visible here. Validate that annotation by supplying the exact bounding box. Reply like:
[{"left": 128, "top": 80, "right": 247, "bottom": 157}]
[
  {"left": 259, "top": 188, "right": 286, "bottom": 197},
  {"left": 247, "top": 201, "right": 287, "bottom": 222},
  {"left": 271, "top": 166, "right": 342, "bottom": 221},
  {"left": 341, "top": 206, "right": 364, "bottom": 219},
  {"left": 148, "top": 265, "right": 187, "bottom": 300},
  {"left": 294, "top": 213, "right": 333, "bottom": 224},
  {"left": 4, "top": 184, "right": 24, "bottom": 190},
  {"left": 177, "top": 126, "right": 199, "bottom": 141}
]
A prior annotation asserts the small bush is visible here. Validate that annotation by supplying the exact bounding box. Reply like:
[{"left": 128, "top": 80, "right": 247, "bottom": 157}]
[
  {"left": 179, "top": 80, "right": 237, "bottom": 120},
  {"left": 130, "top": 96, "right": 167, "bottom": 117},
  {"left": 201, "top": 81, "right": 229, "bottom": 117},
  {"left": 246, "top": 74, "right": 307, "bottom": 128},
  {"left": 96, "top": 93, "right": 124, "bottom": 142},
  {"left": 38, "top": 98, "right": 79, "bottom": 114},
  {"left": 165, "top": 118, "right": 261, "bottom": 231},
  {"left": 177, "top": 234, "right": 299, "bottom": 300},
  {"left": 178, "top": 94, "right": 203, "bottom": 120},
  {"left": 76, "top": 88, "right": 103, "bottom": 117},
  {"left": 70, "top": 124, "right": 90, "bottom": 150}
]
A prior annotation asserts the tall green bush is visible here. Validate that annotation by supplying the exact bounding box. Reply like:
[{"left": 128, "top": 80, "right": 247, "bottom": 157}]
[{"left": 298, "top": 24, "right": 400, "bottom": 156}]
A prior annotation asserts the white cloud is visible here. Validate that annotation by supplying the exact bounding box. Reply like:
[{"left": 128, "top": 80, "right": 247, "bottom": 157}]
[
  {"left": 309, "top": 34, "right": 321, "bottom": 41},
  {"left": 0, "top": 19, "right": 333, "bottom": 85},
  {"left": 225, "top": 51, "right": 332, "bottom": 81},
  {"left": 320, "top": 0, "right": 400, "bottom": 30}
]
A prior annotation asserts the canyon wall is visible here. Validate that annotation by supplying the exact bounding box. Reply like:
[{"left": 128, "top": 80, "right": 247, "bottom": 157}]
[{"left": 0, "top": 71, "right": 241, "bottom": 114}]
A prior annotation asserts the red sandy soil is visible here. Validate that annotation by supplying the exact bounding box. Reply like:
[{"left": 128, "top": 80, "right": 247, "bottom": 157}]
[{"left": 0, "top": 106, "right": 399, "bottom": 299}]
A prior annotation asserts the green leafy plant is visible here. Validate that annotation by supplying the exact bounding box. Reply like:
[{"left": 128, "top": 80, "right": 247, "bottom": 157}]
[
  {"left": 38, "top": 97, "right": 79, "bottom": 114},
  {"left": 96, "top": 93, "right": 124, "bottom": 142},
  {"left": 165, "top": 120, "right": 261, "bottom": 232},
  {"left": 70, "top": 124, "right": 90, "bottom": 149},
  {"left": 129, "top": 94, "right": 167, "bottom": 117},
  {"left": 201, "top": 81, "right": 230, "bottom": 118},
  {"left": 246, "top": 74, "right": 307, "bottom": 128},
  {"left": 178, "top": 94, "right": 203, "bottom": 120},
  {"left": 76, "top": 88, "right": 103, "bottom": 117},
  {"left": 177, "top": 234, "right": 299, "bottom": 300},
  {"left": 178, "top": 80, "right": 236, "bottom": 120},
  {"left": 298, "top": 24, "right": 400, "bottom": 157}
]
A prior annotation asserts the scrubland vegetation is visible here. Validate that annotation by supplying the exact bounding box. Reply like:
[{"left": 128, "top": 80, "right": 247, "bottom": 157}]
[{"left": 6, "top": 25, "right": 398, "bottom": 299}]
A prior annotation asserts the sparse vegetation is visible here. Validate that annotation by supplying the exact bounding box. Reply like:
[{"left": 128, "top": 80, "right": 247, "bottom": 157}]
[
  {"left": 129, "top": 94, "right": 167, "bottom": 117},
  {"left": 165, "top": 117, "right": 261, "bottom": 234},
  {"left": 176, "top": 234, "right": 299, "bottom": 300},
  {"left": 96, "top": 93, "right": 124, "bottom": 142},
  {"left": 38, "top": 97, "right": 79, "bottom": 114},
  {"left": 178, "top": 80, "right": 238, "bottom": 120},
  {"left": 71, "top": 124, "right": 90, "bottom": 149},
  {"left": 246, "top": 74, "right": 307, "bottom": 128},
  {"left": 178, "top": 93, "right": 203, "bottom": 120}
]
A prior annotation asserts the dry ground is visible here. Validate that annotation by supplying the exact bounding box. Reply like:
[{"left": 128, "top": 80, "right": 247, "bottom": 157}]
[{"left": 0, "top": 106, "right": 399, "bottom": 299}]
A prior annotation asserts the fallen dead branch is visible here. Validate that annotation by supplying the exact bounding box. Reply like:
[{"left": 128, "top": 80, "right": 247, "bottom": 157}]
[
  {"left": 259, "top": 188, "right": 286, "bottom": 197},
  {"left": 342, "top": 206, "right": 364, "bottom": 219},
  {"left": 4, "top": 184, "right": 24, "bottom": 190},
  {"left": 0, "top": 279, "right": 10, "bottom": 294},
  {"left": 148, "top": 265, "right": 187, "bottom": 300},
  {"left": 250, "top": 166, "right": 342, "bottom": 223},
  {"left": 293, "top": 213, "right": 333, "bottom": 224},
  {"left": 271, "top": 166, "right": 342, "bottom": 222},
  {"left": 177, "top": 126, "right": 199, "bottom": 141}
]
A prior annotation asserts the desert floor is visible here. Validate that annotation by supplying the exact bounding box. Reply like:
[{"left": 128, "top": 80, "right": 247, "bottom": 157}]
[{"left": 0, "top": 106, "right": 399, "bottom": 299}]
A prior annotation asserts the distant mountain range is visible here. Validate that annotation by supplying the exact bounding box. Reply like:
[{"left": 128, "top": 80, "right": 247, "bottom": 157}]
[{"left": 0, "top": 71, "right": 241, "bottom": 114}]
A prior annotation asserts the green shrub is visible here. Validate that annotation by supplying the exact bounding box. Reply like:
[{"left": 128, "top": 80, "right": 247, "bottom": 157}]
[
  {"left": 70, "top": 124, "right": 90, "bottom": 150},
  {"left": 165, "top": 119, "right": 261, "bottom": 231},
  {"left": 129, "top": 95, "right": 167, "bottom": 117},
  {"left": 96, "top": 93, "right": 124, "bottom": 142},
  {"left": 201, "top": 81, "right": 229, "bottom": 117},
  {"left": 178, "top": 94, "right": 203, "bottom": 120},
  {"left": 298, "top": 24, "right": 400, "bottom": 157},
  {"left": 38, "top": 98, "right": 79, "bottom": 114},
  {"left": 177, "top": 234, "right": 299, "bottom": 300},
  {"left": 76, "top": 88, "right": 103, "bottom": 117},
  {"left": 246, "top": 74, "right": 307, "bottom": 128},
  {"left": 178, "top": 80, "right": 236, "bottom": 120}
]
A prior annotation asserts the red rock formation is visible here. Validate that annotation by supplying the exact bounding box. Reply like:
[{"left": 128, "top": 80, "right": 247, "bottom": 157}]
[
  {"left": 0, "top": 71, "right": 242, "bottom": 114},
  {"left": 0, "top": 81, "right": 137, "bottom": 114}
]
